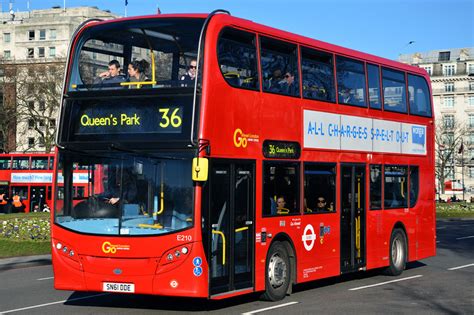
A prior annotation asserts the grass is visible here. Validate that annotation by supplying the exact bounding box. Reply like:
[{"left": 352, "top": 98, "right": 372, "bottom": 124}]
[
  {"left": 436, "top": 202, "right": 474, "bottom": 218},
  {"left": 0, "top": 239, "right": 51, "bottom": 258},
  {"left": 0, "top": 212, "right": 51, "bottom": 258}
]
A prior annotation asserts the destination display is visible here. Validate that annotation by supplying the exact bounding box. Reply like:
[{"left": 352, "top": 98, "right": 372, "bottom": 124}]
[
  {"left": 303, "top": 110, "right": 427, "bottom": 155},
  {"left": 67, "top": 96, "right": 193, "bottom": 142},
  {"left": 263, "top": 140, "right": 301, "bottom": 159}
]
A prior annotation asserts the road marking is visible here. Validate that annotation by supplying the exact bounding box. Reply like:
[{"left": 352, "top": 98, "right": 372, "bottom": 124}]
[
  {"left": 456, "top": 235, "right": 474, "bottom": 240},
  {"left": 1, "top": 293, "right": 110, "bottom": 314},
  {"left": 242, "top": 301, "right": 299, "bottom": 315},
  {"left": 37, "top": 276, "right": 54, "bottom": 281},
  {"left": 349, "top": 275, "right": 423, "bottom": 291},
  {"left": 437, "top": 226, "right": 446, "bottom": 230},
  {"left": 448, "top": 263, "right": 474, "bottom": 271}
]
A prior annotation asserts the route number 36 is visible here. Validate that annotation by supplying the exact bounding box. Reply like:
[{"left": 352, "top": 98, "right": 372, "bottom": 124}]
[{"left": 159, "top": 108, "right": 182, "bottom": 128}]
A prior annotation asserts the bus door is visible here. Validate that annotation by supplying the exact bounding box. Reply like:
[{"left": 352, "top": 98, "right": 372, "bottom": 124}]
[
  {"left": 340, "top": 164, "right": 366, "bottom": 273},
  {"left": 204, "top": 160, "right": 255, "bottom": 296},
  {"left": 30, "top": 186, "right": 46, "bottom": 212}
]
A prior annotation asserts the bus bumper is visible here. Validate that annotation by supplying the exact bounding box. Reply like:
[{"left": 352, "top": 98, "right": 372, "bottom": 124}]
[{"left": 52, "top": 240, "right": 208, "bottom": 297}]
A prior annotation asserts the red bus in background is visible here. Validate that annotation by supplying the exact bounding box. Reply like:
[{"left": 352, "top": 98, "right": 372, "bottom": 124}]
[
  {"left": 52, "top": 11, "right": 435, "bottom": 301},
  {"left": 0, "top": 153, "right": 90, "bottom": 213}
]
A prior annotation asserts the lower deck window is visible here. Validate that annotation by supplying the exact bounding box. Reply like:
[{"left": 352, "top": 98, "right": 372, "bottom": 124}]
[
  {"left": 263, "top": 162, "right": 299, "bottom": 216},
  {"left": 303, "top": 163, "right": 336, "bottom": 213},
  {"left": 384, "top": 165, "right": 408, "bottom": 209}
]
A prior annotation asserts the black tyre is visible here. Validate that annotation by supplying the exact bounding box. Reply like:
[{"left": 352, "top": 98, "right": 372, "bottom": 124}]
[
  {"left": 384, "top": 228, "right": 407, "bottom": 276},
  {"left": 261, "top": 241, "right": 291, "bottom": 301}
]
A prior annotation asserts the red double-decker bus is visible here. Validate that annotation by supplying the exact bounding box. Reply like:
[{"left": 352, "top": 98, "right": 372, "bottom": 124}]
[
  {"left": 0, "top": 153, "right": 54, "bottom": 213},
  {"left": 52, "top": 11, "right": 435, "bottom": 301},
  {"left": 0, "top": 153, "right": 91, "bottom": 213}
]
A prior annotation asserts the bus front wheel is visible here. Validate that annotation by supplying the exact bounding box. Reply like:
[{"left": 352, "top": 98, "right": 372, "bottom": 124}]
[
  {"left": 261, "top": 241, "right": 291, "bottom": 301},
  {"left": 385, "top": 228, "right": 407, "bottom": 276}
]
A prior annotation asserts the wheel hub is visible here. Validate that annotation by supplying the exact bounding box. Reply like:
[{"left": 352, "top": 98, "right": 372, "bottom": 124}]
[
  {"left": 268, "top": 253, "right": 287, "bottom": 288},
  {"left": 392, "top": 236, "right": 404, "bottom": 268}
]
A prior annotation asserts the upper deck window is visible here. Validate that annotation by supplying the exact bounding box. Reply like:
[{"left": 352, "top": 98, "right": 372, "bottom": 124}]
[
  {"left": 12, "top": 157, "right": 29, "bottom": 170},
  {"left": 367, "top": 64, "right": 382, "bottom": 109},
  {"left": 408, "top": 74, "right": 432, "bottom": 117},
  {"left": 260, "top": 36, "right": 299, "bottom": 97},
  {"left": 336, "top": 56, "right": 367, "bottom": 107},
  {"left": 0, "top": 158, "right": 11, "bottom": 170},
  {"left": 382, "top": 68, "right": 407, "bottom": 114},
  {"left": 68, "top": 18, "right": 204, "bottom": 91},
  {"left": 31, "top": 157, "right": 49, "bottom": 170},
  {"left": 301, "top": 47, "right": 335, "bottom": 102},
  {"left": 217, "top": 27, "right": 259, "bottom": 90}
]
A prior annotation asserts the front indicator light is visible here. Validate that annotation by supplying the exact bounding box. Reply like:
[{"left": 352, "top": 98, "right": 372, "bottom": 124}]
[
  {"left": 174, "top": 251, "right": 181, "bottom": 257},
  {"left": 63, "top": 246, "right": 68, "bottom": 253},
  {"left": 69, "top": 250, "right": 75, "bottom": 257},
  {"left": 181, "top": 247, "right": 188, "bottom": 254},
  {"left": 167, "top": 254, "right": 173, "bottom": 261}
]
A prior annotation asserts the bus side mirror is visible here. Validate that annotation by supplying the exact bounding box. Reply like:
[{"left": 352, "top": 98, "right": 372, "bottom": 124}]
[{"left": 192, "top": 157, "right": 208, "bottom": 182}]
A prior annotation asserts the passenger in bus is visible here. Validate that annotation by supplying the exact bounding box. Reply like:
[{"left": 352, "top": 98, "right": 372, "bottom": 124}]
[
  {"left": 127, "top": 59, "right": 150, "bottom": 88},
  {"left": 267, "top": 69, "right": 283, "bottom": 92},
  {"left": 180, "top": 59, "right": 197, "bottom": 81},
  {"left": 280, "top": 72, "right": 297, "bottom": 95},
  {"left": 316, "top": 197, "right": 333, "bottom": 212},
  {"left": 276, "top": 196, "right": 290, "bottom": 215},
  {"left": 339, "top": 88, "right": 356, "bottom": 104},
  {"left": 97, "top": 60, "right": 126, "bottom": 85}
]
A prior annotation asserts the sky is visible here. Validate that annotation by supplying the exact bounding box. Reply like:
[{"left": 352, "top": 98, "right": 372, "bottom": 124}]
[{"left": 2, "top": 0, "right": 473, "bottom": 60}]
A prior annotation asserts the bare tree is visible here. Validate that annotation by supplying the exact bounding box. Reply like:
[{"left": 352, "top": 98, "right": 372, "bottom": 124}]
[
  {"left": 14, "top": 62, "right": 64, "bottom": 153},
  {"left": 435, "top": 119, "right": 468, "bottom": 195},
  {"left": 0, "top": 62, "right": 19, "bottom": 153}
]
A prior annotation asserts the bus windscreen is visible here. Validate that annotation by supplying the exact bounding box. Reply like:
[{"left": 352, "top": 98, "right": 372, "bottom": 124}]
[{"left": 67, "top": 18, "right": 204, "bottom": 91}]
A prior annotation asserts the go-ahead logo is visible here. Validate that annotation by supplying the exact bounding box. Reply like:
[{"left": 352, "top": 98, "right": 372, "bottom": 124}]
[
  {"left": 233, "top": 128, "right": 259, "bottom": 148},
  {"left": 101, "top": 241, "right": 130, "bottom": 254}
]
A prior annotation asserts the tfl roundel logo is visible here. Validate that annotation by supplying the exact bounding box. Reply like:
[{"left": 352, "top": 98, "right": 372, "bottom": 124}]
[{"left": 301, "top": 224, "right": 317, "bottom": 251}]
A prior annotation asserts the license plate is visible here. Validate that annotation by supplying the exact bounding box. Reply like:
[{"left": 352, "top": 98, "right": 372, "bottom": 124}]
[{"left": 103, "top": 282, "right": 135, "bottom": 293}]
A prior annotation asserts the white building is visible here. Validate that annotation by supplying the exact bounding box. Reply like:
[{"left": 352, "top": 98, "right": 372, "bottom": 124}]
[
  {"left": 0, "top": 6, "right": 118, "bottom": 152},
  {"left": 400, "top": 48, "right": 474, "bottom": 199}
]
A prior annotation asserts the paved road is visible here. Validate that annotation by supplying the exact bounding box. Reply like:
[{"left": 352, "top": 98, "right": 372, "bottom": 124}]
[{"left": 0, "top": 219, "right": 472, "bottom": 314}]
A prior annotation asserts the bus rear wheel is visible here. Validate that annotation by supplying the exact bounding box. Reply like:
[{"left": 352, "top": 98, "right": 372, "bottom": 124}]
[
  {"left": 385, "top": 228, "right": 407, "bottom": 276},
  {"left": 261, "top": 241, "right": 290, "bottom": 301}
]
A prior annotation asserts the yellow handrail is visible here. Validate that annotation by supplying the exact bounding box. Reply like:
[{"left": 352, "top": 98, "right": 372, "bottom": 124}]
[
  {"left": 156, "top": 163, "right": 164, "bottom": 215},
  {"left": 277, "top": 207, "right": 290, "bottom": 215},
  {"left": 355, "top": 216, "right": 361, "bottom": 258},
  {"left": 357, "top": 177, "right": 361, "bottom": 209},
  {"left": 138, "top": 223, "right": 163, "bottom": 229},
  {"left": 212, "top": 230, "right": 226, "bottom": 265},
  {"left": 235, "top": 226, "right": 248, "bottom": 233}
]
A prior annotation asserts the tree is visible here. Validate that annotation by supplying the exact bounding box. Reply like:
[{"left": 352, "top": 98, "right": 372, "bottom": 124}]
[
  {"left": 0, "top": 62, "right": 19, "bottom": 153},
  {"left": 14, "top": 61, "right": 64, "bottom": 153},
  {"left": 435, "top": 119, "right": 468, "bottom": 195}
]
